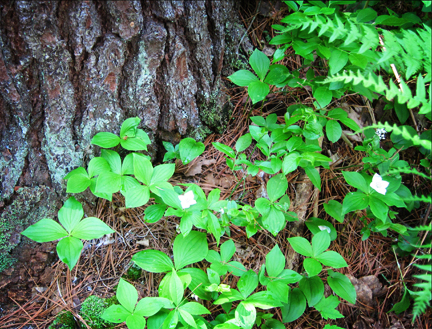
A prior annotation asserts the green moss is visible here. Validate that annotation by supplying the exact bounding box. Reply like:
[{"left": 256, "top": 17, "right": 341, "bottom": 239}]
[
  {"left": 123, "top": 263, "right": 142, "bottom": 281},
  {"left": 48, "top": 311, "right": 76, "bottom": 329},
  {"left": 0, "top": 186, "right": 58, "bottom": 273},
  {"left": 79, "top": 296, "right": 115, "bottom": 329}
]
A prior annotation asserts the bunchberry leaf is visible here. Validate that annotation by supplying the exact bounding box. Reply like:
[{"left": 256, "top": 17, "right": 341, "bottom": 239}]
[
  {"left": 342, "top": 171, "right": 368, "bottom": 193},
  {"left": 316, "top": 251, "right": 348, "bottom": 268},
  {"left": 120, "top": 117, "right": 140, "bottom": 138},
  {"left": 132, "top": 250, "right": 174, "bottom": 273},
  {"left": 96, "top": 172, "right": 122, "bottom": 194},
  {"left": 312, "top": 230, "right": 331, "bottom": 256},
  {"left": 56, "top": 236, "right": 83, "bottom": 270},
  {"left": 101, "top": 149, "right": 122, "bottom": 174},
  {"left": 267, "top": 173, "right": 288, "bottom": 202},
  {"left": 323, "top": 200, "right": 344, "bottom": 223},
  {"left": 267, "top": 281, "right": 289, "bottom": 303},
  {"left": 133, "top": 154, "right": 153, "bottom": 185},
  {"left": 91, "top": 132, "right": 121, "bottom": 148},
  {"left": 342, "top": 192, "right": 369, "bottom": 214},
  {"left": 249, "top": 49, "right": 270, "bottom": 81},
  {"left": 101, "top": 305, "right": 131, "bottom": 323},
  {"left": 287, "top": 237, "right": 313, "bottom": 257},
  {"left": 126, "top": 314, "right": 146, "bottom": 329},
  {"left": 228, "top": 70, "right": 259, "bottom": 87},
  {"left": 173, "top": 231, "right": 208, "bottom": 270},
  {"left": 21, "top": 218, "right": 68, "bottom": 243},
  {"left": 150, "top": 164, "right": 175, "bottom": 185},
  {"left": 299, "top": 276, "right": 324, "bottom": 307},
  {"left": 266, "top": 245, "right": 285, "bottom": 278},
  {"left": 88, "top": 157, "right": 111, "bottom": 178},
  {"left": 117, "top": 278, "right": 138, "bottom": 313},
  {"left": 220, "top": 239, "right": 236, "bottom": 262},
  {"left": 326, "top": 120, "right": 342, "bottom": 143},
  {"left": 327, "top": 270, "right": 356, "bottom": 304},
  {"left": 303, "top": 258, "right": 322, "bottom": 277},
  {"left": 120, "top": 129, "right": 151, "bottom": 151},
  {"left": 248, "top": 81, "right": 270, "bottom": 104},
  {"left": 179, "top": 138, "right": 205, "bottom": 164},
  {"left": 281, "top": 288, "right": 306, "bottom": 323},
  {"left": 314, "top": 295, "right": 344, "bottom": 319},
  {"left": 169, "top": 270, "right": 184, "bottom": 306},
  {"left": 70, "top": 217, "right": 114, "bottom": 240},
  {"left": 58, "top": 197, "right": 84, "bottom": 233},
  {"left": 238, "top": 270, "right": 259, "bottom": 299},
  {"left": 179, "top": 302, "right": 210, "bottom": 315},
  {"left": 235, "top": 302, "right": 256, "bottom": 329}
]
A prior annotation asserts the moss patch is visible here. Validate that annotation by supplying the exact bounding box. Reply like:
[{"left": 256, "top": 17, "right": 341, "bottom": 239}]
[{"left": 48, "top": 311, "right": 76, "bottom": 329}]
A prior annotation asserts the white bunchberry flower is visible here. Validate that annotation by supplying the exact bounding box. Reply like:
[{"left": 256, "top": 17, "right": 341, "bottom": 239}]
[
  {"left": 370, "top": 173, "right": 389, "bottom": 195},
  {"left": 220, "top": 208, "right": 224, "bottom": 214},
  {"left": 376, "top": 128, "right": 386, "bottom": 140},
  {"left": 318, "top": 225, "right": 331, "bottom": 234},
  {"left": 178, "top": 190, "right": 197, "bottom": 209}
]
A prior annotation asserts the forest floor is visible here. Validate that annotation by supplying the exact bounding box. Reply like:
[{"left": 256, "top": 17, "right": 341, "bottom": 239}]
[{"left": 1, "top": 1, "right": 431, "bottom": 329}]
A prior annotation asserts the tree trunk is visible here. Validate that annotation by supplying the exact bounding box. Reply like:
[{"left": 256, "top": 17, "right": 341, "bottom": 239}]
[{"left": 0, "top": 0, "right": 250, "bottom": 272}]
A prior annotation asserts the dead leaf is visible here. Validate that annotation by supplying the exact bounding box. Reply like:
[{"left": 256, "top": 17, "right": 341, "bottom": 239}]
[
  {"left": 136, "top": 239, "right": 150, "bottom": 247},
  {"left": 185, "top": 158, "right": 216, "bottom": 176},
  {"left": 347, "top": 275, "right": 385, "bottom": 307}
]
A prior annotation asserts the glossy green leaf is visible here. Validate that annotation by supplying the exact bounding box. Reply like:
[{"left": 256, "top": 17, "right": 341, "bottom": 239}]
[
  {"left": 236, "top": 133, "right": 252, "bottom": 152},
  {"left": 326, "top": 120, "right": 342, "bottom": 143},
  {"left": 173, "top": 231, "right": 208, "bottom": 270},
  {"left": 342, "top": 171, "right": 368, "bottom": 193},
  {"left": 329, "top": 49, "right": 348, "bottom": 75},
  {"left": 179, "top": 138, "right": 205, "bottom": 165},
  {"left": 120, "top": 129, "right": 151, "bottom": 151},
  {"left": 88, "top": 157, "right": 111, "bottom": 178},
  {"left": 324, "top": 200, "right": 344, "bottom": 223},
  {"left": 221, "top": 240, "right": 236, "bottom": 262},
  {"left": 249, "top": 49, "right": 270, "bottom": 81},
  {"left": 21, "top": 218, "right": 68, "bottom": 243},
  {"left": 228, "top": 70, "right": 259, "bottom": 87},
  {"left": 248, "top": 81, "right": 270, "bottom": 104},
  {"left": 133, "top": 154, "right": 153, "bottom": 185},
  {"left": 56, "top": 236, "right": 83, "bottom": 270},
  {"left": 282, "top": 152, "right": 300, "bottom": 174},
  {"left": 95, "top": 172, "right": 122, "bottom": 194},
  {"left": 314, "top": 295, "right": 343, "bottom": 320},
  {"left": 235, "top": 302, "right": 256, "bottom": 329},
  {"left": 101, "top": 149, "right": 122, "bottom": 174},
  {"left": 132, "top": 250, "right": 174, "bottom": 273},
  {"left": 327, "top": 270, "right": 356, "bottom": 304},
  {"left": 71, "top": 217, "right": 114, "bottom": 240},
  {"left": 303, "top": 258, "right": 322, "bottom": 277},
  {"left": 213, "top": 142, "right": 236, "bottom": 158},
  {"left": 151, "top": 164, "right": 175, "bottom": 185},
  {"left": 304, "top": 166, "right": 321, "bottom": 191},
  {"left": 287, "top": 237, "right": 312, "bottom": 257},
  {"left": 66, "top": 173, "right": 91, "bottom": 193},
  {"left": 299, "top": 276, "right": 324, "bottom": 307},
  {"left": 266, "top": 245, "right": 285, "bottom": 278},
  {"left": 312, "top": 230, "right": 331, "bottom": 257},
  {"left": 91, "top": 132, "right": 121, "bottom": 148},
  {"left": 356, "top": 8, "right": 377, "bottom": 23},
  {"left": 58, "top": 197, "right": 84, "bottom": 234},
  {"left": 281, "top": 288, "right": 306, "bottom": 323},
  {"left": 313, "top": 87, "right": 332, "bottom": 109},
  {"left": 102, "top": 305, "right": 131, "bottom": 323},
  {"left": 124, "top": 185, "right": 150, "bottom": 208},
  {"left": 169, "top": 270, "right": 184, "bottom": 306},
  {"left": 342, "top": 192, "right": 369, "bottom": 214},
  {"left": 134, "top": 297, "right": 173, "bottom": 317},
  {"left": 120, "top": 117, "right": 140, "bottom": 138},
  {"left": 117, "top": 278, "right": 138, "bottom": 313},
  {"left": 126, "top": 314, "right": 146, "bottom": 329},
  {"left": 267, "top": 174, "right": 288, "bottom": 202},
  {"left": 238, "top": 270, "right": 259, "bottom": 299},
  {"left": 316, "top": 251, "right": 348, "bottom": 268}
]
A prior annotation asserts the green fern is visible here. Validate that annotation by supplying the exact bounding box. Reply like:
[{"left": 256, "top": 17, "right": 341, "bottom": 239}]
[
  {"left": 385, "top": 167, "right": 431, "bottom": 181},
  {"left": 406, "top": 195, "right": 432, "bottom": 203}
]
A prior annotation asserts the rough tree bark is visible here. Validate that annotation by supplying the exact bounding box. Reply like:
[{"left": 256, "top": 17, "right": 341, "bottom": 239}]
[{"left": 0, "top": 0, "right": 252, "bottom": 272}]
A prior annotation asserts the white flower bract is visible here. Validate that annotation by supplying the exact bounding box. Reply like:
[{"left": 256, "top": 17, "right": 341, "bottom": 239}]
[
  {"left": 370, "top": 173, "right": 389, "bottom": 195},
  {"left": 318, "top": 225, "right": 331, "bottom": 234},
  {"left": 178, "top": 190, "right": 197, "bottom": 209}
]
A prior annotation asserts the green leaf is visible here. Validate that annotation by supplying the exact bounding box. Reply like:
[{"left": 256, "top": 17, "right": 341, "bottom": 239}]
[
  {"left": 238, "top": 270, "right": 259, "bottom": 299},
  {"left": 314, "top": 295, "right": 343, "bottom": 320},
  {"left": 135, "top": 297, "right": 173, "bottom": 317},
  {"left": 121, "top": 129, "right": 151, "bottom": 151},
  {"left": 342, "top": 171, "right": 368, "bottom": 193},
  {"left": 101, "top": 149, "right": 122, "bottom": 174},
  {"left": 262, "top": 206, "right": 285, "bottom": 236},
  {"left": 316, "top": 251, "right": 348, "bottom": 268},
  {"left": 303, "top": 258, "right": 322, "bottom": 277},
  {"left": 267, "top": 174, "right": 288, "bottom": 202},
  {"left": 327, "top": 270, "right": 356, "bottom": 304},
  {"left": 178, "top": 309, "right": 196, "bottom": 328},
  {"left": 326, "top": 120, "right": 342, "bottom": 143},
  {"left": 174, "top": 231, "right": 208, "bottom": 270},
  {"left": 96, "top": 172, "right": 122, "bottom": 194},
  {"left": 133, "top": 250, "right": 174, "bottom": 273},
  {"left": 324, "top": 200, "right": 344, "bottom": 222},
  {"left": 299, "top": 276, "right": 324, "bottom": 307},
  {"left": 266, "top": 245, "right": 285, "bottom": 278},
  {"left": 349, "top": 53, "right": 368, "bottom": 69},
  {"left": 117, "top": 278, "right": 138, "bottom": 313},
  {"left": 389, "top": 288, "right": 411, "bottom": 314},
  {"left": 228, "top": 70, "right": 259, "bottom": 87},
  {"left": 236, "top": 133, "right": 252, "bottom": 152},
  {"left": 144, "top": 204, "right": 166, "bottom": 223},
  {"left": 91, "top": 132, "right": 121, "bottom": 148},
  {"left": 21, "top": 218, "right": 68, "bottom": 243},
  {"left": 180, "top": 268, "right": 212, "bottom": 301},
  {"left": 120, "top": 117, "right": 140, "bottom": 138},
  {"left": 124, "top": 185, "right": 150, "bottom": 208},
  {"left": 342, "top": 192, "right": 369, "bottom": 214},
  {"left": 394, "top": 102, "right": 409, "bottom": 124},
  {"left": 244, "top": 291, "right": 282, "bottom": 309},
  {"left": 213, "top": 142, "right": 236, "bottom": 158},
  {"left": 169, "top": 270, "right": 184, "bottom": 306},
  {"left": 281, "top": 288, "right": 306, "bottom": 323},
  {"left": 304, "top": 166, "right": 321, "bottom": 191},
  {"left": 179, "top": 138, "right": 205, "bottom": 165},
  {"left": 58, "top": 197, "right": 84, "bottom": 234},
  {"left": 235, "top": 302, "right": 256, "bottom": 329},
  {"left": 287, "top": 237, "right": 312, "bottom": 257},
  {"left": 126, "top": 314, "right": 146, "bottom": 329},
  {"left": 71, "top": 217, "right": 114, "bottom": 240},
  {"left": 368, "top": 197, "right": 389, "bottom": 221},
  {"left": 248, "top": 81, "right": 270, "bottom": 104},
  {"left": 88, "top": 157, "right": 111, "bottom": 178},
  {"left": 306, "top": 218, "right": 337, "bottom": 241},
  {"left": 267, "top": 281, "right": 289, "bottom": 304},
  {"left": 313, "top": 87, "right": 332, "bottom": 109},
  {"left": 132, "top": 154, "right": 153, "bottom": 186},
  {"left": 282, "top": 152, "right": 300, "bottom": 174},
  {"left": 161, "top": 310, "right": 178, "bottom": 329},
  {"left": 151, "top": 164, "right": 175, "bottom": 185},
  {"left": 356, "top": 8, "right": 377, "bottom": 23},
  {"left": 56, "top": 236, "right": 83, "bottom": 270},
  {"left": 264, "top": 65, "right": 290, "bottom": 85},
  {"left": 66, "top": 173, "right": 91, "bottom": 193},
  {"left": 249, "top": 49, "right": 270, "bottom": 81},
  {"left": 221, "top": 240, "right": 236, "bottom": 262},
  {"left": 329, "top": 49, "right": 348, "bottom": 75},
  {"left": 102, "top": 305, "right": 131, "bottom": 323},
  {"left": 159, "top": 188, "right": 182, "bottom": 209}
]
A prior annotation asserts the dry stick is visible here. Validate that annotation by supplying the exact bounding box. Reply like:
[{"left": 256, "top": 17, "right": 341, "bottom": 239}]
[{"left": 378, "top": 35, "right": 419, "bottom": 134}]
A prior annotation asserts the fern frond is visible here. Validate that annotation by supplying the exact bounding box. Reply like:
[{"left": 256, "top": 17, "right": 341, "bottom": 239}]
[
  {"left": 385, "top": 167, "right": 432, "bottom": 180},
  {"left": 405, "top": 195, "right": 432, "bottom": 203},
  {"left": 411, "top": 270, "right": 432, "bottom": 321},
  {"left": 359, "top": 25, "right": 379, "bottom": 53},
  {"left": 410, "top": 223, "right": 432, "bottom": 231}
]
